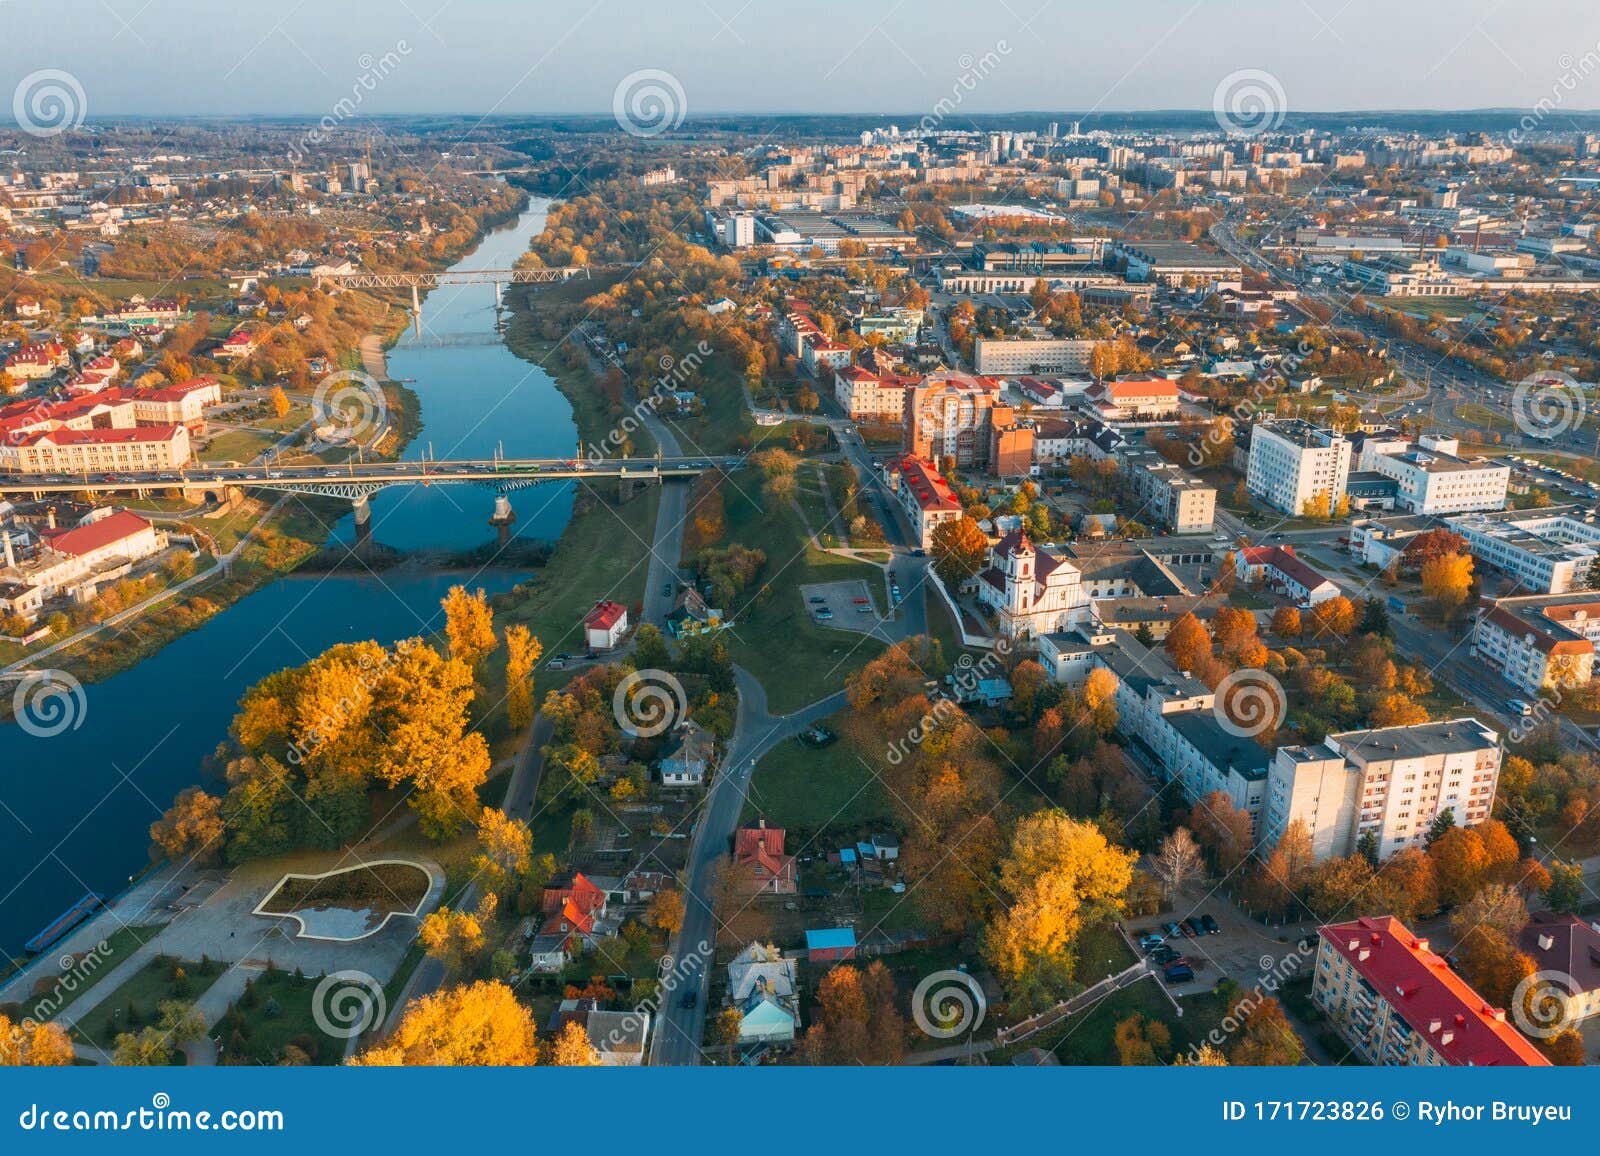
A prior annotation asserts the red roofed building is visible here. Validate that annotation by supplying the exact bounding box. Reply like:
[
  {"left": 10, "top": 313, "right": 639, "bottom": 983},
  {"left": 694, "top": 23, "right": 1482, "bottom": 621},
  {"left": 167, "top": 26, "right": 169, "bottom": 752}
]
[
  {"left": 1235, "top": 544, "right": 1339, "bottom": 607},
  {"left": 4, "top": 341, "right": 70, "bottom": 381},
  {"left": 542, "top": 872, "right": 608, "bottom": 922},
  {"left": 892, "top": 454, "right": 963, "bottom": 549},
  {"left": 733, "top": 818, "right": 797, "bottom": 894},
  {"left": 582, "top": 599, "right": 629, "bottom": 651},
  {"left": 0, "top": 510, "right": 168, "bottom": 622},
  {"left": 1083, "top": 376, "right": 1180, "bottom": 420},
  {"left": 131, "top": 376, "right": 223, "bottom": 430},
  {"left": 833, "top": 364, "right": 916, "bottom": 422},
  {"left": 1314, "top": 916, "right": 1550, "bottom": 1066},
  {"left": 5, "top": 423, "right": 191, "bottom": 474}
]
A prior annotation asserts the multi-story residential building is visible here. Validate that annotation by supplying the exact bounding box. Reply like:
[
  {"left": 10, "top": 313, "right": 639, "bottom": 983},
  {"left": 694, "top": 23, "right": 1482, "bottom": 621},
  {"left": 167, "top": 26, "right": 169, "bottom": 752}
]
[
  {"left": 987, "top": 406, "right": 1035, "bottom": 478},
  {"left": 1471, "top": 591, "right": 1600, "bottom": 695},
  {"left": 1245, "top": 419, "right": 1350, "bottom": 515},
  {"left": 891, "top": 454, "right": 963, "bottom": 549},
  {"left": 1314, "top": 916, "right": 1549, "bottom": 1066},
  {"left": 1447, "top": 507, "right": 1600, "bottom": 594},
  {"left": 1518, "top": 912, "right": 1600, "bottom": 1030},
  {"left": 1366, "top": 434, "right": 1510, "bottom": 514},
  {"left": 833, "top": 365, "right": 914, "bottom": 423},
  {"left": 1264, "top": 718, "right": 1501, "bottom": 862},
  {"left": 800, "top": 333, "right": 852, "bottom": 377},
  {"left": 902, "top": 372, "right": 1004, "bottom": 467},
  {"left": 5, "top": 424, "right": 191, "bottom": 474},
  {"left": 972, "top": 337, "right": 1102, "bottom": 376},
  {"left": 1119, "top": 449, "right": 1216, "bottom": 535}
]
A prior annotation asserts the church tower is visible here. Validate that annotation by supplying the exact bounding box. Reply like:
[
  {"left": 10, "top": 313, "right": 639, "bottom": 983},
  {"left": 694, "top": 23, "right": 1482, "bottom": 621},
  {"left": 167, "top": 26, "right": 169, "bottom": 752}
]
[{"left": 1005, "top": 530, "right": 1035, "bottom": 613}]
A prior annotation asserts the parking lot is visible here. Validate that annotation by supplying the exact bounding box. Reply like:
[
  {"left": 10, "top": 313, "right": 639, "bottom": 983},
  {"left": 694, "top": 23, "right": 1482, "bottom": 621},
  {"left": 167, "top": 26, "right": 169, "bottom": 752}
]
[
  {"left": 799, "top": 579, "right": 884, "bottom": 636},
  {"left": 1127, "top": 888, "right": 1319, "bottom": 999}
]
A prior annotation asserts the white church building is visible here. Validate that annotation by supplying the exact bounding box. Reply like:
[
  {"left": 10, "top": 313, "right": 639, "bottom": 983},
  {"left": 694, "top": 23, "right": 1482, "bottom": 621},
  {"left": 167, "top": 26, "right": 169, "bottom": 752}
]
[{"left": 976, "top": 529, "right": 1160, "bottom": 641}]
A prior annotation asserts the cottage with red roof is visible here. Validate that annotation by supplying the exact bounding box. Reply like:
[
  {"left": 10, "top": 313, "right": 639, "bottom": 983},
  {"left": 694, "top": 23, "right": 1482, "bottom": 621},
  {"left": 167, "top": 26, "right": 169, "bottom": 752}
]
[
  {"left": 1235, "top": 544, "right": 1339, "bottom": 607},
  {"left": 733, "top": 819, "right": 797, "bottom": 895},
  {"left": 582, "top": 599, "right": 629, "bottom": 651},
  {"left": 1315, "top": 916, "right": 1549, "bottom": 1066},
  {"left": 4, "top": 341, "right": 69, "bottom": 381}
]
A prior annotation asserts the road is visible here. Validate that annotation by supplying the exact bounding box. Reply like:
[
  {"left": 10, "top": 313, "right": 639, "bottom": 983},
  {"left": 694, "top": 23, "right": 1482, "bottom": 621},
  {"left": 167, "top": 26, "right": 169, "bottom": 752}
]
[{"left": 649, "top": 668, "right": 849, "bottom": 1065}]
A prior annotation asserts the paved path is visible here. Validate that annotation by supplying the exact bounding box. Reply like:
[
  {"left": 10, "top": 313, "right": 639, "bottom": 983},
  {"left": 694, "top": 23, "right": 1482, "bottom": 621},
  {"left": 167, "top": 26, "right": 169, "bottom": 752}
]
[{"left": 650, "top": 669, "right": 848, "bottom": 1066}]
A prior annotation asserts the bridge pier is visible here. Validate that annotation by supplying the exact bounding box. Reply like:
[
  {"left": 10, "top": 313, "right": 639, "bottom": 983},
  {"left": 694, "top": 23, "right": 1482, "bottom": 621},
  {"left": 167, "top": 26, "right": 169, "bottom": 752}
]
[
  {"left": 411, "top": 283, "right": 422, "bottom": 337},
  {"left": 352, "top": 494, "right": 372, "bottom": 528},
  {"left": 488, "top": 494, "right": 515, "bottom": 527}
]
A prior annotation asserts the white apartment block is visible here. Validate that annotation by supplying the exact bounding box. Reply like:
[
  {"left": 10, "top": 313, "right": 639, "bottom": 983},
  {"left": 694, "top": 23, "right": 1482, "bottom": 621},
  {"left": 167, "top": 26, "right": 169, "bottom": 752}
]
[
  {"left": 1366, "top": 435, "right": 1509, "bottom": 515},
  {"left": 973, "top": 337, "right": 1101, "bottom": 376},
  {"left": 832, "top": 366, "right": 909, "bottom": 422},
  {"left": 1264, "top": 719, "right": 1500, "bottom": 862},
  {"left": 1447, "top": 507, "right": 1600, "bottom": 594},
  {"left": 1471, "top": 593, "right": 1600, "bottom": 695},
  {"left": 4, "top": 425, "right": 191, "bottom": 474},
  {"left": 1245, "top": 419, "right": 1350, "bottom": 515}
]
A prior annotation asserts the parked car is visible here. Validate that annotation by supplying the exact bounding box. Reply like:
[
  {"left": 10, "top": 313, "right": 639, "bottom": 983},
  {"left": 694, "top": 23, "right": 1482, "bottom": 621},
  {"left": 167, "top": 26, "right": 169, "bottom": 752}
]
[
  {"left": 679, "top": 991, "right": 697, "bottom": 1010},
  {"left": 1138, "top": 933, "right": 1164, "bottom": 951},
  {"left": 1163, "top": 964, "right": 1194, "bottom": 985},
  {"left": 1198, "top": 914, "right": 1221, "bottom": 935},
  {"left": 1162, "top": 921, "right": 1184, "bottom": 939},
  {"left": 1150, "top": 945, "right": 1180, "bottom": 965},
  {"left": 1507, "top": 698, "right": 1534, "bottom": 716},
  {"left": 1181, "top": 919, "right": 1201, "bottom": 937},
  {"left": 808, "top": 596, "right": 826, "bottom": 604}
]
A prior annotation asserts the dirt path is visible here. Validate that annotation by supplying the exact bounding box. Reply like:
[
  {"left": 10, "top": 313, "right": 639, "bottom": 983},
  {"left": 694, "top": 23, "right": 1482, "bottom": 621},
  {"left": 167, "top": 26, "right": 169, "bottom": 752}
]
[{"left": 360, "top": 334, "right": 389, "bottom": 381}]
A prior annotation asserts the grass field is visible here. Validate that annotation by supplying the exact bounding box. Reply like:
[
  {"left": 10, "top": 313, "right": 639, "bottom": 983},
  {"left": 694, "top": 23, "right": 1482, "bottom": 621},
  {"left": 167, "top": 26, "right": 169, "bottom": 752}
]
[
  {"left": 216, "top": 968, "right": 333, "bottom": 1065},
  {"left": 741, "top": 719, "right": 893, "bottom": 834},
  {"left": 20, "top": 924, "right": 166, "bottom": 1025},
  {"left": 717, "top": 472, "right": 888, "bottom": 712},
  {"left": 70, "top": 955, "right": 221, "bottom": 1052}
]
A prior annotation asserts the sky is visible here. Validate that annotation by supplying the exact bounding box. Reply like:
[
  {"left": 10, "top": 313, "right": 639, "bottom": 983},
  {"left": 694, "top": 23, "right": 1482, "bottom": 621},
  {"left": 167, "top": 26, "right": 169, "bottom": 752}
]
[{"left": 5, "top": 0, "right": 1600, "bottom": 119}]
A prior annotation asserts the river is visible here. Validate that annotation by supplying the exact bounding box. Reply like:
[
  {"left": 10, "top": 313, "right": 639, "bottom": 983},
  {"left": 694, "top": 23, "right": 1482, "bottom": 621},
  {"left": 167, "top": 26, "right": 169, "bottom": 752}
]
[{"left": 0, "top": 198, "right": 568, "bottom": 958}]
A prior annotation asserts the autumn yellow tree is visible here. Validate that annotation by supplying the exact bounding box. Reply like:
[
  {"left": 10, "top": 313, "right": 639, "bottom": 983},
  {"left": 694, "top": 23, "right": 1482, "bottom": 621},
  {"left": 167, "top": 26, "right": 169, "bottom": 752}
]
[
  {"left": 929, "top": 515, "right": 990, "bottom": 589},
  {"left": 472, "top": 809, "right": 532, "bottom": 897},
  {"left": 419, "top": 894, "right": 498, "bottom": 969},
  {"left": 986, "top": 810, "right": 1138, "bottom": 1010},
  {"left": 149, "top": 786, "right": 226, "bottom": 865},
  {"left": 1420, "top": 552, "right": 1473, "bottom": 618},
  {"left": 0, "top": 1016, "right": 74, "bottom": 1065},
  {"left": 504, "top": 624, "right": 542, "bottom": 732},
  {"left": 1368, "top": 692, "right": 1428, "bottom": 728},
  {"left": 548, "top": 1019, "right": 600, "bottom": 1065},
  {"left": 268, "top": 384, "right": 292, "bottom": 418},
  {"left": 442, "top": 585, "right": 497, "bottom": 669},
  {"left": 1164, "top": 612, "right": 1212, "bottom": 672},
  {"left": 373, "top": 640, "right": 491, "bottom": 837},
  {"left": 352, "top": 981, "right": 538, "bottom": 1066}
]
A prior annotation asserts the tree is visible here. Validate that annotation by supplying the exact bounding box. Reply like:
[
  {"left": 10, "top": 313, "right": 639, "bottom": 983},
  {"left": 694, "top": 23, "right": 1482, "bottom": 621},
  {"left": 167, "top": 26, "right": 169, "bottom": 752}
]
[
  {"left": 112, "top": 1001, "right": 204, "bottom": 1066},
  {"left": 1227, "top": 997, "right": 1303, "bottom": 1066},
  {"left": 1189, "top": 791, "right": 1253, "bottom": 873},
  {"left": 804, "top": 961, "right": 905, "bottom": 1065},
  {"left": 1424, "top": 807, "right": 1457, "bottom": 848},
  {"left": 1151, "top": 828, "right": 1203, "bottom": 899},
  {"left": 353, "top": 981, "right": 539, "bottom": 1066},
  {"left": 929, "top": 516, "right": 989, "bottom": 589},
  {"left": 1164, "top": 613, "right": 1212, "bottom": 673},
  {"left": 0, "top": 1016, "right": 73, "bottom": 1066},
  {"left": 985, "top": 811, "right": 1137, "bottom": 1009},
  {"left": 1358, "top": 596, "right": 1391, "bottom": 638},
  {"left": 1368, "top": 692, "right": 1428, "bottom": 728},
  {"left": 472, "top": 809, "right": 532, "bottom": 898},
  {"left": 1420, "top": 552, "right": 1473, "bottom": 618},
  {"left": 632, "top": 623, "right": 671, "bottom": 670},
  {"left": 1540, "top": 1029, "right": 1587, "bottom": 1066},
  {"left": 1544, "top": 861, "right": 1586, "bottom": 913},
  {"left": 503, "top": 624, "right": 542, "bottom": 732},
  {"left": 549, "top": 1020, "right": 600, "bottom": 1065},
  {"left": 1113, "top": 1013, "right": 1172, "bottom": 1065},
  {"left": 268, "top": 384, "right": 292, "bottom": 418},
  {"left": 442, "top": 585, "right": 497, "bottom": 669},
  {"left": 149, "top": 787, "right": 225, "bottom": 865},
  {"left": 1308, "top": 596, "right": 1356, "bottom": 640},
  {"left": 647, "top": 889, "right": 684, "bottom": 935},
  {"left": 1211, "top": 607, "right": 1258, "bottom": 658},
  {"left": 1174, "top": 1043, "right": 1229, "bottom": 1066},
  {"left": 1449, "top": 883, "right": 1528, "bottom": 943},
  {"left": 418, "top": 894, "right": 497, "bottom": 969},
  {"left": 710, "top": 1007, "right": 744, "bottom": 1047},
  {"left": 1429, "top": 827, "right": 1490, "bottom": 907},
  {"left": 1269, "top": 606, "right": 1301, "bottom": 639}
]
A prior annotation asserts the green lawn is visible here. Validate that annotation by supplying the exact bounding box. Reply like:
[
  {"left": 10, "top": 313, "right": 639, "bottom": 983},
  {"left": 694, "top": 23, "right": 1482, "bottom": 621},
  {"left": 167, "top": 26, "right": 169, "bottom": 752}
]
[
  {"left": 70, "top": 955, "right": 222, "bottom": 1051},
  {"left": 200, "top": 429, "right": 278, "bottom": 464},
  {"left": 216, "top": 968, "right": 333, "bottom": 1066},
  {"left": 716, "top": 473, "right": 888, "bottom": 712},
  {"left": 20, "top": 924, "right": 165, "bottom": 1024},
  {"left": 741, "top": 722, "right": 894, "bottom": 834}
]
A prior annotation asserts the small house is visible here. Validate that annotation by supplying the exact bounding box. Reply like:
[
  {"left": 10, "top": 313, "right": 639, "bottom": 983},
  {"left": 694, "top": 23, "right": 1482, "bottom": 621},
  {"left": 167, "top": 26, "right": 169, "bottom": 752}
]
[
  {"left": 805, "top": 927, "right": 858, "bottom": 963},
  {"left": 659, "top": 718, "right": 715, "bottom": 787},
  {"left": 582, "top": 599, "right": 629, "bottom": 651}
]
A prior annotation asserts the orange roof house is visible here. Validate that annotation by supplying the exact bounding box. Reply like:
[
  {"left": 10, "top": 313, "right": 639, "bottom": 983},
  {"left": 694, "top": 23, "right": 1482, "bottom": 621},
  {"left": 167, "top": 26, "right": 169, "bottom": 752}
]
[{"left": 734, "top": 818, "right": 797, "bottom": 894}]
